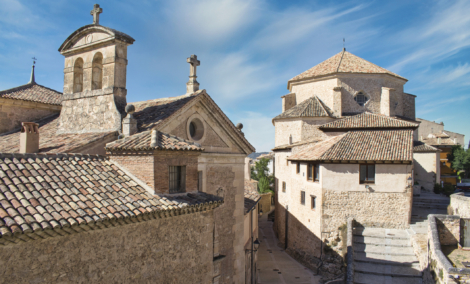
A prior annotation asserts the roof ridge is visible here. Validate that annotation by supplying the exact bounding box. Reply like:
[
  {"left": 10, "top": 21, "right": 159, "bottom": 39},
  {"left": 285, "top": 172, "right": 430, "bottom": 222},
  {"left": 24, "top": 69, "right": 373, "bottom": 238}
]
[
  {"left": 0, "top": 152, "right": 107, "bottom": 160},
  {"left": 336, "top": 49, "right": 346, "bottom": 72},
  {"left": 0, "top": 82, "right": 35, "bottom": 95},
  {"left": 315, "top": 96, "right": 333, "bottom": 117}
]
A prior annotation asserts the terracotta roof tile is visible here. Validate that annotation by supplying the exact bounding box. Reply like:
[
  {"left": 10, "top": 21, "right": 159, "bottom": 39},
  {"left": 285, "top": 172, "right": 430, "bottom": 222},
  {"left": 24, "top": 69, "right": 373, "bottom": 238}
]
[
  {"left": 106, "top": 130, "right": 203, "bottom": 152},
  {"left": 289, "top": 130, "right": 413, "bottom": 161},
  {"left": 319, "top": 112, "right": 418, "bottom": 130},
  {"left": 0, "top": 83, "right": 62, "bottom": 105},
  {"left": 0, "top": 153, "right": 223, "bottom": 244},
  {"left": 273, "top": 96, "right": 333, "bottom": 120},
  {"left": 290, "top": 50, "right": 406, "bottom": 82},
  {"left": 0, "top": 115, "right": 117, "bottom": 153},
  {"left": 413, "top": 141, "right": 440, "bottom": 152}
]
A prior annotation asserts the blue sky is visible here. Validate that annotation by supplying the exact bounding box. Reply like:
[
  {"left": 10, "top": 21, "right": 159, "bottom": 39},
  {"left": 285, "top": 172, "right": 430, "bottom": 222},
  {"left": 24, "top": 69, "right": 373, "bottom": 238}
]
[{"left": 0, "top": 0, "right": 469, "bottom": 152}]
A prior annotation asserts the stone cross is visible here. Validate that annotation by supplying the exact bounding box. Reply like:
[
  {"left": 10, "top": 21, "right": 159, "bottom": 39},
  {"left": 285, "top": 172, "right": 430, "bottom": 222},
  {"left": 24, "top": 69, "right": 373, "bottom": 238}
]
[
  {"left": 90, "top": 4, "right": 103, "bottom": 25},
  {"left": 186, "top": 55, "right": 200, "bottom": 93}
]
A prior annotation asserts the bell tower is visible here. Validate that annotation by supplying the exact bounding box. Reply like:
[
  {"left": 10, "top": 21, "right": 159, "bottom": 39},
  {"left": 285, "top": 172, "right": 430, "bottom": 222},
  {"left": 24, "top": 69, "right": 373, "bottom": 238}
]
[{"left": 57, "top": 4, "right": 135, "bottom": 134}]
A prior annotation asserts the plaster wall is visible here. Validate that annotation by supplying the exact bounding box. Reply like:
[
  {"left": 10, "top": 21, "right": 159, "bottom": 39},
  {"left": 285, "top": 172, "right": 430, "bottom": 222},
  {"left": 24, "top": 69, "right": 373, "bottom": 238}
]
[
  {"left": 417, "top": 118, "right": 444, "bottom": 140},
  {"left": 0, "top": 103, "right": 60, "bottom": 134},
  {"left": 414, "top": 152, "right": 440, "bottom": 192},
  {"left": 290, "top": 78, "right": 338, "bottom": 108},
  {"left": 198, "top": 153, "right": 246, "bottom": 284},
  {"left": 338, "top": 74, "right": 407, "bottom": 117},
  {"left": 322, "top": 163, "right": 411, "bottom": 193},
  {"left": 274, "top": 120, "right": 302, "bottom": 146},
  {"left": 0, "top": 211, "right": 215, "bottom": 284}
]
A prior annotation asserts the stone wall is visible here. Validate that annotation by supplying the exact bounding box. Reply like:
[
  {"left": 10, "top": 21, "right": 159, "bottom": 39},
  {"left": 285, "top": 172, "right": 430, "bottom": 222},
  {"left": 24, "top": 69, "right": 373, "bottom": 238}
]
[
  {"left": 428, "top": 215, "right": 470, "bottom": 284},
  {"left": 199, "top": 153, "right": 246, "bottom": 284},
  {"left": 110, "top": 151, "right": 200, "bottom": 194},
  {"left": 301, "top": 118, "right": 335, "bottom": 141},
  {"left": 58, "top": 93, "right": 123, "bottom": 134},
  {"left": 290, "top": 77, "right": 338, "bottom": 108},
  {"left": 322, "top": 190, "right": 411, "bottom": 232},
  {"left": 450, "top": 193, "right": 470, "bottom": 218},
  {"left": 0, "top": 101, "right": 60, "bottom": 134},
  {"left": 414, "top": 152, "right": 440, "bottom": 192},
  {"left": 282, "top": 93, "right": 296, "bottom": 112},
  {"left": 274, "top": 120, "right": 302, "bottom": 146},
  {"left": 0, "top": 211, "right": 215, "bottom": 284},
  {"left": 403, "top": 93, "right": 416, "bottom": 120}
]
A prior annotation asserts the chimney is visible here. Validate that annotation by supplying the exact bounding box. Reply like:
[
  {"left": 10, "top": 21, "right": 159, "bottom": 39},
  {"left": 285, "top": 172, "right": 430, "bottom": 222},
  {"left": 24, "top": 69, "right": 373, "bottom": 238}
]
[
  {"left": 122, "top": 104, "right": 137, "bottom": 137},
  {"left": 20, "top": 122, "right": 39, "bottom": 153}
]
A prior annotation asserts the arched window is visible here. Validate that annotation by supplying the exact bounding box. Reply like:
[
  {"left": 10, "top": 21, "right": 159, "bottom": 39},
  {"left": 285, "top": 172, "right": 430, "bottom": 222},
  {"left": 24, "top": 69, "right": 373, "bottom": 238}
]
[
  {"left": 92, "top": 53, "right": 103, "bottom": 90},
  {"left": 73, "top": 58, "right": 84, "bottom": 93},
  {"left": 354, "top": 91, "right": 369, "bottom": 106}
]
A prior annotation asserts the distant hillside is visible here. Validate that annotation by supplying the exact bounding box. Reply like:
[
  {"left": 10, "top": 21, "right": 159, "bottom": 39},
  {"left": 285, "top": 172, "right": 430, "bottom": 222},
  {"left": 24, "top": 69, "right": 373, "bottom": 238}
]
[{"left": 248, "top": 152, "right": 269, "bottom": 159}]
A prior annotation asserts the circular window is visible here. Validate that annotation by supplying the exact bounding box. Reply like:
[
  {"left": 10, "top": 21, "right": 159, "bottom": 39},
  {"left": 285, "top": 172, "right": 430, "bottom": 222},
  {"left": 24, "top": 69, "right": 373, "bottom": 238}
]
[{"left": 188, "top": 118, "right": 204, "bottom": 141}]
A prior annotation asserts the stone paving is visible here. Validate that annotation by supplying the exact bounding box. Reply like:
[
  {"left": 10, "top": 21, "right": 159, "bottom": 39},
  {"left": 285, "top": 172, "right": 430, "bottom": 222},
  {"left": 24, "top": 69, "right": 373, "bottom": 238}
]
[{"left": 257, "top": 215, "right": 321, "bottom": 284}]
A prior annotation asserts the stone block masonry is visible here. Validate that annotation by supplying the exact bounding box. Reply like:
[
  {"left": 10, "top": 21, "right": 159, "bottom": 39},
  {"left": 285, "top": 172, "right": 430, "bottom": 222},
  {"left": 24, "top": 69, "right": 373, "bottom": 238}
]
[
  {"left": 0, "top": 101, "right": 60, "bottom": 134},
  {"left": 0, "top": 211, "right": 215, "bottom": 284},
  {"left": 322, "top": 190, "right": 411, "bottom": 232}
]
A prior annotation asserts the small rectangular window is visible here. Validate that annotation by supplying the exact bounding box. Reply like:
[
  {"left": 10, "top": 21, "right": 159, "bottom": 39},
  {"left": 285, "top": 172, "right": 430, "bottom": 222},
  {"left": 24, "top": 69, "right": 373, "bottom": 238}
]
[
  {"left": 169, "top": 166, "right": 186, "bottom": 193},
  {"left": 296, "top": 162, "right": 300, "bottom": 174},
  {"left": 311, "top": 195, "right": 316, "bottom": 210},
  {"left": 300, "top": 191, "right": 305, "bottom": 205},
  {"left": 360, "top": 164, "right": 375, "bottom": 184},
  {"left": 282, "top": 181, "right": 286, "bottom": 193},
  {"left": 307, "top": 163, "right": 319, "bottom": 182}
]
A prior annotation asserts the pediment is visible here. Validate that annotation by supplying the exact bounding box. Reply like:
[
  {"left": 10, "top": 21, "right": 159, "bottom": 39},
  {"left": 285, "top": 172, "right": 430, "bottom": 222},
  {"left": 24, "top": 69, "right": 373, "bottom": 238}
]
[{"left": 59, "top": 24, "right": 135, "bottom": 54}]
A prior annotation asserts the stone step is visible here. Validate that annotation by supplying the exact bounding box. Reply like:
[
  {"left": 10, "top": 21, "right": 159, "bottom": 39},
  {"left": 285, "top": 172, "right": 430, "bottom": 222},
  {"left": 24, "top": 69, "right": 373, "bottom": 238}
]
[
  {"left": 354, "top": 272, "right": 423, "bottom": 284},
  {"left": 354, "top": 236, "right": 411, "bottom": 247},
  {"left": 354, "top": 251, "right": 418, "bottom": 263},
  {"left": 412, "top": 203, "right": 448, "bottom": 209},
  {"left": 353, "top": 228, "right": 410, "bottom": 240},
  {"left": 354, "top": 261, "right": 422, "bottom": 277},
  {"left": 355, "top": 244, "right": 415, "bottom": 255},
  {"left": 413, "top": 198, "right": 449, "bottom": 204},
  {"left": 410, "top": 225, "right": 427, "bottom": 235}
]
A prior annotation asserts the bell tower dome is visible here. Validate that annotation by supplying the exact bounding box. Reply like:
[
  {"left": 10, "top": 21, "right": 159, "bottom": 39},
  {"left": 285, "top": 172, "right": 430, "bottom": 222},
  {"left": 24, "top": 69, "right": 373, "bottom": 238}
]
[{"left": 57, "top": 4, "right": 135, "bottom": 134}]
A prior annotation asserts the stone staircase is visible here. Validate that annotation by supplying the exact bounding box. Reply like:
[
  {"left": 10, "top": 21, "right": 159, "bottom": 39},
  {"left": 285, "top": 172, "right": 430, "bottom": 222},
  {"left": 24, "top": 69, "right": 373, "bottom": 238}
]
[
  {"left": 352, "top": 227, "right": 423, "bottom": 284},
  {"left": 409, "top": 193, "right": 449, "bottom": 235}
]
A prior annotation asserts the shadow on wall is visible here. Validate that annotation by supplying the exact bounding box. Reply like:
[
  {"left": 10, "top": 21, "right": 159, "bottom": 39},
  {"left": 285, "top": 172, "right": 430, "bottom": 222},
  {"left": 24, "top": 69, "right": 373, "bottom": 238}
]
[
  {"left": 414, "top": 160, "right": 434, "bottom": 192},
  {"left": 272, "top": 199, "right": 346, "bottom": 281}
]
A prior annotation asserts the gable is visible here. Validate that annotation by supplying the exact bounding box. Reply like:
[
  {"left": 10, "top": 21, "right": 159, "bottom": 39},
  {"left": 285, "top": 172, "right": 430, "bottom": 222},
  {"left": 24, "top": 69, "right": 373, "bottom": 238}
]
[{"left": 156, "top": 94, "right": 253, "bottom": 154}]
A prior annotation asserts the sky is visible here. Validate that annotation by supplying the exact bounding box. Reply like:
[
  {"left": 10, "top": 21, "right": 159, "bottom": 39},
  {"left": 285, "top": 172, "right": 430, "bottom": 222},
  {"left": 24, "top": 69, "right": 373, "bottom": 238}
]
[{"left": 0, "top": 0, "right": 469, "bottom": 152}]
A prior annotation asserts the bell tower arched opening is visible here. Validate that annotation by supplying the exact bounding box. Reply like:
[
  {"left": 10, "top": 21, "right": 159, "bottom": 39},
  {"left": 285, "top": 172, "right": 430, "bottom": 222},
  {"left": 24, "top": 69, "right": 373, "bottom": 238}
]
[
  {"left": 73, "top": 58, "right": 84, "bottom": 93},
  {"left": 92, "top": 52, "right": 103, "bottom": 90}
]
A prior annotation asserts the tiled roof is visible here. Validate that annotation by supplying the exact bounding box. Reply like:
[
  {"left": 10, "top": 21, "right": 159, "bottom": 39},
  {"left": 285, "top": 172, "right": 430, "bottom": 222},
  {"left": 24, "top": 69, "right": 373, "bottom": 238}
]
[
  {"left": 413, "top": 141, "right": 440, "bottom": 152},
  {"left": 289, "top": 50, "right": 406, "bottom": 82},
  {"left": 289, "top": 130, "right": 413, "bottom": 161},
  {"left": 422, "top": 137, "right": 456, "bottom": 146},
  {"left": 0, "top": 115, "right": 117, "bottom": 153},
  {"left": 319, "top": 112, "right": 418, "bottom": 130},
  {"left": 273, "top": 96, "right": 333, "bottom": 120},
  {"left": 244, "top": 181, "right": 260, "bottom": 214},
  {"left": 272, "top": 137, "right": 324, "bottom": 151},
  {"left": 106, "top": 130, "right": 203, "bottom": 151},
  {"left": 0, "top": 83, "right": 62, "bottom": 105},
  {"left": 132, "top": 93, "right": 198, "bottom": 132},
  {"left": 428, "top": 132, "right": 450, "bottom": 138},
  {"left": 0, "top": 153, "right": 223, "bottom": 244}
]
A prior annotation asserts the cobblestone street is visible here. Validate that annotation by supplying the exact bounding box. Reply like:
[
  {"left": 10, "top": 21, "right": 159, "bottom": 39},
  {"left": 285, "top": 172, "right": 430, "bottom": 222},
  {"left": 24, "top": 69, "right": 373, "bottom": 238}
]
[{"left": 257, "top": 216, "right": 321, "bottom": 284}]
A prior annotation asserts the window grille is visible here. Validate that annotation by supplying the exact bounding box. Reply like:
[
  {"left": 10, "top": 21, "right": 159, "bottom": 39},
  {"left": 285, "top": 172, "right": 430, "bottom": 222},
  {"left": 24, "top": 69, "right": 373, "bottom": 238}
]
[
  {"left": 360, "top": 164, "right": 375, "bottom": 184},
  {"left": 282, "top": 181, "right": 286, "bottom": 193},
  {"left": 354, "top": 92, "right": 369, "bottom": 106},
  {"left": 169, "top": 166, "right": 186, "bottom": 193},
  {"left": 300, "top": 191, "right": 305, "bottom": 205}
]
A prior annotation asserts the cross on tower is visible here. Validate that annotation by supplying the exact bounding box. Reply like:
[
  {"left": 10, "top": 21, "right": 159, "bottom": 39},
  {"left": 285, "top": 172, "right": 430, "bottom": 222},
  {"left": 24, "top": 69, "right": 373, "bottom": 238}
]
[
  {"left": 90, "top": 4, "right": 103, "bottom": 25},
  {"left": 186, "top": 55, "right": 200, "bottom": 93}
]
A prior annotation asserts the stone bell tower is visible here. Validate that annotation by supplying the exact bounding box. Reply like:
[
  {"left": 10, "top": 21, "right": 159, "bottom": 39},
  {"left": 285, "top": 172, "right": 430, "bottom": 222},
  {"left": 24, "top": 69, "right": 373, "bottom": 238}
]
[{"left": 57, "top": 4, "right": 135, "bottom": 134}]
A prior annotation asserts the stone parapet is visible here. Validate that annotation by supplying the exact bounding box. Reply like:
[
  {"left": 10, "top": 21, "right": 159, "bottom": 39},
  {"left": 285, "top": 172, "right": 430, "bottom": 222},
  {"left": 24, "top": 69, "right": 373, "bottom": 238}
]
[
  {"left": 428, "top": 214, "right": 470, "bottom": 284},
  {"left": 450, "top": 193, "right": 470, "bottom": 218}
]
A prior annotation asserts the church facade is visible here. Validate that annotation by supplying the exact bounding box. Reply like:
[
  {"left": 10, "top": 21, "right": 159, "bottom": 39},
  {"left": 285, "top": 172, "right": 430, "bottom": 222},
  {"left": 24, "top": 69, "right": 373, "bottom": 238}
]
[{"left": 0, "top": 5, "right": 255, "bottom": 284}]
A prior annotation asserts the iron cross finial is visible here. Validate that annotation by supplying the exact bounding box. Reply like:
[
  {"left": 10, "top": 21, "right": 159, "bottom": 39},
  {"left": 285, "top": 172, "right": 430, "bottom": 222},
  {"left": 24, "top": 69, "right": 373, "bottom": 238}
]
[
  {"left": 32, "top": 57, "right": 37, "bottom": 66},
  {"left": 90, "top": 4, "right": 103, "bottom": 25}
]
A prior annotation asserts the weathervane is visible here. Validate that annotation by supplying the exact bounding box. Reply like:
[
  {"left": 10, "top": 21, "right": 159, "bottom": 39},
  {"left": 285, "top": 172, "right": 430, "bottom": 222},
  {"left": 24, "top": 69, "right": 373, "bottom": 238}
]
[
  {"left": 32, "top": 57, "right": 37, "bottom": 66},
  {"left": 343, "top": 38, "right": 346, "bottom": 51}
]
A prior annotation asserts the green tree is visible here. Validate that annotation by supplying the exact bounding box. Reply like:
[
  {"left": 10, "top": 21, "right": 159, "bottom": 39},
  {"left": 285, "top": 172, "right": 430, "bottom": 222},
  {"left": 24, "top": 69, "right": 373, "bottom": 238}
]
[
  {"left": 447, "top": 145, "right": 470, "bottom": 180},
  {"left": 250, "top": 158, "right": 274, "bottom": 193}
]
